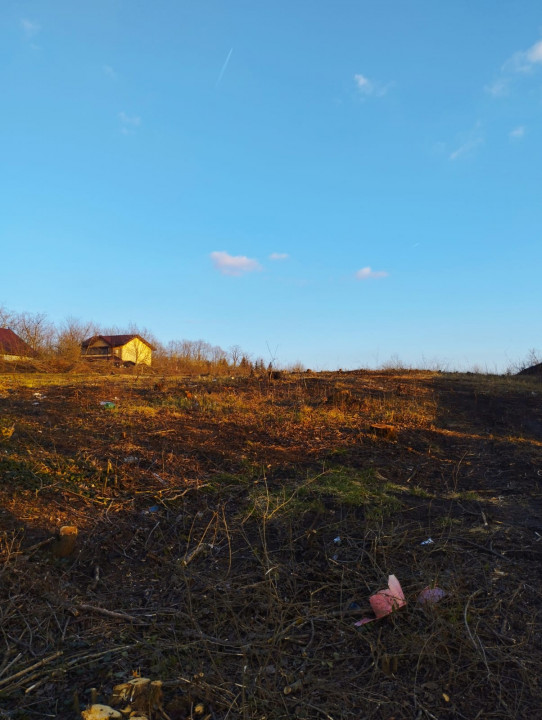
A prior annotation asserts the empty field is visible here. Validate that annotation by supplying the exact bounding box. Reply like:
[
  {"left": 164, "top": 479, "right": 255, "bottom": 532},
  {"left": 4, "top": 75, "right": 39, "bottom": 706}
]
[{"left": 1, "top": 370, "right": 541, "bottom": 719}]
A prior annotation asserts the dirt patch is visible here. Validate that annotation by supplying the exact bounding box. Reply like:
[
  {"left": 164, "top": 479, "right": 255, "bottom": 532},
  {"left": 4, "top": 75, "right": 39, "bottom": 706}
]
[{"left": 0, "top": 371, "right": 541, "bottom": 718}]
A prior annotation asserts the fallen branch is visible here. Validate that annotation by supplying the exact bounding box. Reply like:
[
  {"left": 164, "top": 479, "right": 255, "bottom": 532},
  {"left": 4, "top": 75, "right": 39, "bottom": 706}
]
[
  {"left": 0, "top": 651, "right": 63, "bottom": 689},
  {"left": 75, "top": 604, "right": 145, "bottom": 624}
]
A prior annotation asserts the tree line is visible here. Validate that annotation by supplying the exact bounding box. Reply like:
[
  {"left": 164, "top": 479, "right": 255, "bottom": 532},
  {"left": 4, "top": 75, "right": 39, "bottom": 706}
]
[{"left": 0, "top": 306, "right": 273, "bottom": 375}]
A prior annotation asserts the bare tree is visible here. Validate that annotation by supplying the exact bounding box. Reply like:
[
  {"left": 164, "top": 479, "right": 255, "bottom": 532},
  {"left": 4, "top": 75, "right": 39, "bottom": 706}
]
[
  {"left": 229, "top": 345, "right": 243, "bottom": 368},
  {"left": 56, "top": 317, "right": 98, "bottom": 363},
  {"left": 12, "top": 311, "right": 55, "bottom": 356},
  {"left": 0, "top": 305, "right": 15, "bottom": 328}
]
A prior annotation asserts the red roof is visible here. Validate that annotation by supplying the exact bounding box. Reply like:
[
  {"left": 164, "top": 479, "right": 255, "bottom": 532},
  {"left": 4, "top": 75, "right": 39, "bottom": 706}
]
[
  {"left": 0, "top": 328, "right": 35, "bottom": 356},
  {"left": 82, "top": 334, "right": 156, "bottom": 350}
]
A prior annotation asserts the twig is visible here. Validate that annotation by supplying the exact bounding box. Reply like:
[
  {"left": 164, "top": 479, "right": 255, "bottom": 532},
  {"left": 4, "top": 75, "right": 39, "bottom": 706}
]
[
  {"left": 182, "top": 543, "right": 207, "bottom": 566},
  {"left": 0, "top": 651, "right": 63, "bottom": 688},
  {"left": 19, "top": 537, "right": 56, "bottom": 557},
  {"left": 463, "top": 589, "right": 491, "bottom": 678},
  {"left": 61, "top": 645, "right": 135, "bottom": 669},
  {"left": 448, "top": 536, "right": 511, "bottom": 561},
  {"left": 302, "top": 703, "right": 336, "bottom": 720},
  {"left": 19, "top": 647, "right": 138, "bottom": 695},
  {"left": 75, "top": 604, "right": 146, "bottom": 623},
  {"left": 0, "top": 653, "right": 22, "bottom": 679}
]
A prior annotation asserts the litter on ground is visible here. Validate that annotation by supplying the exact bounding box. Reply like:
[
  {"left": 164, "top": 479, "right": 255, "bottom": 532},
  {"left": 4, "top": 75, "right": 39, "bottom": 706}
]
[
  {"left": 418, "top": 586, "right": 446, "bottom": 605},
  {"left": 355, "top": 575, "right": 407, "bottom": 626}
]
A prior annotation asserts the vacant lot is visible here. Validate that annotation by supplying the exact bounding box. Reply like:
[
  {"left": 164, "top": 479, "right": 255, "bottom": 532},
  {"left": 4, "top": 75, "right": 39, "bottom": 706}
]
[{"left": 0, "top": 370, "right": 541, "bottom": 719}]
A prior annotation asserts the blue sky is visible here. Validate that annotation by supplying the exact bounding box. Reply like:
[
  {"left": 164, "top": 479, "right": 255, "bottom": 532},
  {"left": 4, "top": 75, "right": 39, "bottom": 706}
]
[{"left": 2, "top": 1, "right": 541, "bottom": 370}]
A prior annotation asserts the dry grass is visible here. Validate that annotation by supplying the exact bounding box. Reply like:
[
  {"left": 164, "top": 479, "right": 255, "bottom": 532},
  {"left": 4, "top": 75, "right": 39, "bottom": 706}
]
[{"left": 0, "top": 370, "right": 541, "bottom": 718}]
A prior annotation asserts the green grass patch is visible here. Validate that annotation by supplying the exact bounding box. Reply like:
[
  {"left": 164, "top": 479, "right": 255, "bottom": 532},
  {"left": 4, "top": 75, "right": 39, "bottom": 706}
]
[
  {"left": 409, "top": 485, "right": 434, "bottom": 498},
  {"left": 0, "top": 456, "right": 44, "bottom": 490},
  {"left": 247, "top": 466, "right": 403, "bottom": 520},
  {"left": 0, "top": 452, "right": 110, "bottom": 499}
]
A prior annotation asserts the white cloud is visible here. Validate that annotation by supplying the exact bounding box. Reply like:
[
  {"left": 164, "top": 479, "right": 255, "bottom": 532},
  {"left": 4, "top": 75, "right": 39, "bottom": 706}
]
[
  {"left": 502, "top": 51, "right": 533, "bottom": 75},
  {"left": 210, "top": 251, "right": 262, "bottom": 277},
  {"left": 269, "top": 252, "right": 289, "bottom": 261},
  {"left": 487, "top": 36, "right": 542, "bottom": 97},
  {"left": 103, "top": 65, "right": 118, "bottom": 80},
  {"left": 510, "top": 125, "right": 525, "bottom": 140},
  {"left": 354, "top": 73, "right": 391, "bottom": 98},
  {"left": 119, "top": 112, "right": 141, "bottom": 134},
  {"left": 355, "top": 266, "right": 388, "bottom": 280},
  {"left": 354, "top": 74, "right": 373, "bottom": 94},
  {"left": 526, "top": 39, "right": 542, "bottom": 64},
  {"left": 21, "top": 18, "right": 40, "bottom": 38}
]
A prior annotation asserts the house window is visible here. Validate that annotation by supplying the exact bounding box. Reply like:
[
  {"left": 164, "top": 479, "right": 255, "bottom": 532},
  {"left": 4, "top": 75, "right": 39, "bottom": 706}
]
[{"left": 86, "top": 347, "right": 111, "bottom": 356}]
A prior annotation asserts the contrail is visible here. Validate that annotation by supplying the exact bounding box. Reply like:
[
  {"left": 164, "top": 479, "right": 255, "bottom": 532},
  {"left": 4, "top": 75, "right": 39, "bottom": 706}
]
[{"left": 216, "top": 47, "right": 233, "bottom": 87}]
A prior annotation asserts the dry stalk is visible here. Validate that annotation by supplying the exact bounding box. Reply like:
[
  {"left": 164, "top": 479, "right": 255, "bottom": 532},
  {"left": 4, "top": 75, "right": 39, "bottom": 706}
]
[{"left": 0, "top": 651, "right": 63, "bottom": 690}]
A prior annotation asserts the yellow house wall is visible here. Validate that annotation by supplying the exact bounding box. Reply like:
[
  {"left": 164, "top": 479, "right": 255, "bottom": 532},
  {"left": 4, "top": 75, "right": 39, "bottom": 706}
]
[{"left": 119, "top": 338, "right": 152, "bottom": 366}]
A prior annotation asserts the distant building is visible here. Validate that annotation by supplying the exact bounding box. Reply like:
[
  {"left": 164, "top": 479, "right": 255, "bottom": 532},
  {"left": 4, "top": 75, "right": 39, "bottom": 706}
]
[
  {"left": 81, "top": 334, "right": 155, "bottom": 366},
  {"left": 0, "top": 328, "right": 35, "bottom": 362}
]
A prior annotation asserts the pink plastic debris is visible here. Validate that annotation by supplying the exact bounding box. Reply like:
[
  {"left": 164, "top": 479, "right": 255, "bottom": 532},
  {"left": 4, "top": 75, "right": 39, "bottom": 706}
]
[
  {"left": 417, "top": 586, "right": 446, "bottom": 605},
  {"left": 355, "top": 575, "right": 407, "bottom": 626}
]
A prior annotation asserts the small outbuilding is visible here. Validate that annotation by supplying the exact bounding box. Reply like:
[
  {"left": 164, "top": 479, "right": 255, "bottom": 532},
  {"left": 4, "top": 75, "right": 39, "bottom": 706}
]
[
  {"left": 0, "top": 328, "right": 35, "bottom": 362},
  {"left": 81, "top": 334, "right": 155, "bottom": 366}
]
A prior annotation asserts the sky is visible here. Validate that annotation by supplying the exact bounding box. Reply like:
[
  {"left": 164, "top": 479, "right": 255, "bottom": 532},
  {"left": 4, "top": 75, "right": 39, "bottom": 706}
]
[{"left": 2, "top": 1, "right": 542, "bottom": 371}]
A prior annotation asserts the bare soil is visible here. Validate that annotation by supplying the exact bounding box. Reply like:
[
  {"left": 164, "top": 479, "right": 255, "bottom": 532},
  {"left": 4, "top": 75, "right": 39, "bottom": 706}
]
[{"left": 0, "top": 370, "right": 541, "bottom": 719}]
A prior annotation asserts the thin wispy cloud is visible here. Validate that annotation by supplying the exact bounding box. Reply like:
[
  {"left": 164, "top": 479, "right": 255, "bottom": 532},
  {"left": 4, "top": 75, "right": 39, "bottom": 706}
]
[
  {"left": 210, "top": 251, "right": 262, "bottom": 277},
  {"left": 509, "top": 125, "right": 525, "bottom": 140},
  {"left": 485, "top": 78, "right": 509, "bottom": 97},
  {"left": 269, "top": 252, "right": 289, "bottom": 261},
  {"left": 449, "top": 137, "right": 483, "bottom": 161},
  {"left": 119, "top": 112, "right": 140, "bottom": 126},
  {"left": 119, "top": 112, "right": 141, "bottom": 134},
  {"left": 216, "top": 48, "right": 233, "bottom": 87},
  {"left": 354, "top": 73, "right": 391, "bottom": 98},
  {"left": 449, "top": 123, "right": 484, "bottom": 161},
  {"left": 103, "top": 65, "right": 118, "bottom": 80},
  {"left": 355, "top": 267, "right": 388, "bottom": 280},
  {"left": 486, "top": 36, "right": 542, "bottom": 97},
  {"left": 21, "top": 18, "right": 40, "bottom": 38},
  {"left": 505, "top": 38, "right": 542, "bottom": 73}
]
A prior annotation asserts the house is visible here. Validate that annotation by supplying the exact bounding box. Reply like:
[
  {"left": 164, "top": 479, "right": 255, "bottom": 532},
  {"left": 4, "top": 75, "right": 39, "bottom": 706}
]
[
  {"left": 81, "top": 334, "right": 155, "bottom": 366},
  {"left": 0, "top": 328, "right": 35, "bottom": 362}
]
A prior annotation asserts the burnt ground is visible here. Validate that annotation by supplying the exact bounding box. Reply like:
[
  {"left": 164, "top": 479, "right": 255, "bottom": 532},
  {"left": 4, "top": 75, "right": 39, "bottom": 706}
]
[{"left": 0, "top": 370, "right": 541, "bottom": 719}]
